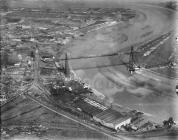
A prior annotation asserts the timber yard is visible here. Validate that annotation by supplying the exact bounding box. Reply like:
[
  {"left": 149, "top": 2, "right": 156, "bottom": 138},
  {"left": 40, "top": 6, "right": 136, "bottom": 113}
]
[{"left": 1, "top": 0, "right": 178, "bottom": 140}]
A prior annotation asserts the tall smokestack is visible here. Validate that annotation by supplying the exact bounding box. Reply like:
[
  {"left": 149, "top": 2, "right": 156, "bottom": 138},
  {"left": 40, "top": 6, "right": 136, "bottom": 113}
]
[{"left": 64, "top": 53, "right": 70, "bottom": 78}]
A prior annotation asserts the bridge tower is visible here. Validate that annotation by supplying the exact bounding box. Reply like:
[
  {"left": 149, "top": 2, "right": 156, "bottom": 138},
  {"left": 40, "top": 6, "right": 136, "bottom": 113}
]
[
  {"left": 128, "top": 46, "right": 136, "bottom": 74},
  {"left": 64, "top": 53, "right": 70, "bottom": 78}
]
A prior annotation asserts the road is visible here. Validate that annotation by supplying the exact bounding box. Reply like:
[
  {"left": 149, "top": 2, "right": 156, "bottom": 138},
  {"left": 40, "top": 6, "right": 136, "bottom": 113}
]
[
  {"left": 1, "top": 92, "right": 108, "bottom": 140},
  {"left": 24, "top": 94, "right": 128, "bottom": 140},
  {"left": 65, "top": 3, "right": 178, "bottom": 131},
  {"left": 1, "top": 2, "right": 178, "bottom": 140}
]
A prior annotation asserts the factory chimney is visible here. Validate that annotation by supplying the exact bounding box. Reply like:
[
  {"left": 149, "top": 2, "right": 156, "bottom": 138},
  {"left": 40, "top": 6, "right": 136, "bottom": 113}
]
[{"left": 64, "top": 53, "right": 70, "bottom": 78}]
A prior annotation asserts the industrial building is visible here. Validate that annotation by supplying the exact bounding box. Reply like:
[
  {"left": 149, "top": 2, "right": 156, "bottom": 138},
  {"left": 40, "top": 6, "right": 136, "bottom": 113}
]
[
  {"left": 73, "top": 96, "right": 132, "bottom": 130},
  {"left": 93, "top": 109, "right": 131, "bottom": 130},
  {"left": 74, "top": 97, "right": 104, "bottom": 116}
]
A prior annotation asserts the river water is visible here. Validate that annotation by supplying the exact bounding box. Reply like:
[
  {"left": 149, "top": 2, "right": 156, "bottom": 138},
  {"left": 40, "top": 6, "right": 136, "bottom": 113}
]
[{"left": 66, "top": 3, "right": 178, "bottom": 140}]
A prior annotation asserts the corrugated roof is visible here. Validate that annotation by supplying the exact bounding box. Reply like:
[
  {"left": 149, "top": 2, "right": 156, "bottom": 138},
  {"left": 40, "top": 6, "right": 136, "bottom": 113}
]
[
  {"left": 94, "top": 109, "right": 112, "bottom": 118},
  {"left": 75, "top": 98, "right": 103, "bottom": 115},
  {"left": 83, "top": 98, "right": 108, "bottom": 111},
  {"left": 113, "top": 116, "right": 131, "bottom": 125},
  {"left": 94, "top": 108, "right": 123, "bottom": 123}
]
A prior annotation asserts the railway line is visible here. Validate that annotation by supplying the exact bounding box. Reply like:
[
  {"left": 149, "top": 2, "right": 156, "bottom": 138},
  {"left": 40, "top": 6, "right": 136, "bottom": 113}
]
[
  {"left": 25, "top": 93, "right": 127, "bottom": 140},
  {"left": 1, "top": 2, "right": 177, "bottom": 140},
  {"left": 1, "top": 105, "right": 42, "bottom": 122}
]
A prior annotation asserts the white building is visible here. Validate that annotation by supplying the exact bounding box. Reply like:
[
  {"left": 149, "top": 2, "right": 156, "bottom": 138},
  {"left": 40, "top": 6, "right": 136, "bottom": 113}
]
[
  {"left": 114, "top": 117, "right": 132, "bottom": 130},
  {"left": 93, "top": 109, "right": 132, "bottom": 130}
]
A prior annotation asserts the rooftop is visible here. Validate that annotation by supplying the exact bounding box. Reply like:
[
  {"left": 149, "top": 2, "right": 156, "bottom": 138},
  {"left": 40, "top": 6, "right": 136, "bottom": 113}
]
[{"left": 94, "top": 109, "right": 124, "bottom": 123}]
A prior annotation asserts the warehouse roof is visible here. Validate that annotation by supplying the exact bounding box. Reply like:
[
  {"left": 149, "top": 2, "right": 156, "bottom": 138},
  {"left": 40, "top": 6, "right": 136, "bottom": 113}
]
[
  {"left": 94, "top": 108, "right": 124, "bottom": 123},
  {"left": 74, "top": 98, "right": 103, "bottom": 115}
]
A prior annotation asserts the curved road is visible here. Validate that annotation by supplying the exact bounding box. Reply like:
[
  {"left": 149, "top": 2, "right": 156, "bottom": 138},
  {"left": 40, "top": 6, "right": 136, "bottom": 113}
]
[{"left": 66, "top": 3, "right": 178, "bottom": 134}]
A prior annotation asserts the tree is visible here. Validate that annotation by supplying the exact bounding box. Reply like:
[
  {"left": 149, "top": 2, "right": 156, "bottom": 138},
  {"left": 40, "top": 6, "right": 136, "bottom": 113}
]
[
  {"left": 1, "top": 0, "right": 9, "bottom": 12},
  {"left": 165, "top": 1, "right": 177, "bottom": 10},
  {"left": 163, "top": 117, "right": 176, "bottom": 128}
]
